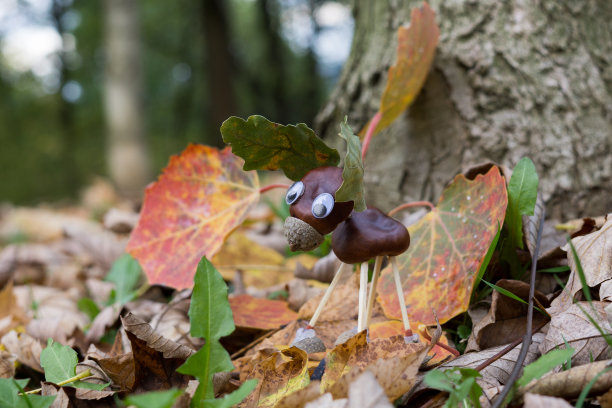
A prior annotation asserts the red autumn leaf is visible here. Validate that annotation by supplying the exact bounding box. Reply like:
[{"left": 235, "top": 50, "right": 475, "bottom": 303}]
[
  {"left": 377, "top": 166, "right": 507, "bottom": 325},
  {"left": 361, "top": 2, "right": 439, "bottom": 137},
  {"left": 126, "top": 144, "right": 259, "bottom": 289},
  {"left": 229, "top": 294, "right": 298, "bottom": 330}
]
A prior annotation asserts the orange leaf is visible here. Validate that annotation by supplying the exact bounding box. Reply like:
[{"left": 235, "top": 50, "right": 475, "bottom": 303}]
[
  {"left": 126, "top": 144, "right": 259, "bottom": 289},
  {"left": 361, "top": 2, "right": 439, "bottom": 137},
  {"left": 229, "top": 294, "right": 297, "bottom": 330},
  {"left": 377, "top": 166, "right": 508, "bottom": 324}
]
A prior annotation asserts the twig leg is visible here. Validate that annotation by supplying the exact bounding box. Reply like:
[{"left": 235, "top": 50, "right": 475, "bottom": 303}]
[
  {"left": 308, "top": 263, "right": 349, "bottom": 328},
  {"left": 391, "top": 257, "right": 412, "bottom": 336},
  {"left": 364, "top": 256, "right": 383, "bottom": 329},
  {"left": 357, "top": 262, "right": 369, "bottom": 332}
]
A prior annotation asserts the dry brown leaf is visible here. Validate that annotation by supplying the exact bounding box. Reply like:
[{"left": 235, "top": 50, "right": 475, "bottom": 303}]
[
  {"left": 553, "top": 216, "right": 612, "bottom": 308},
  {"left": 239, "top": 346, "right": 310, "bottom": 408},
  {"left": 0, "top": 281, "right": 28, "bottom": 337},
  {"left": 13, "top": 285, "right": 89, "bottom": 344},
  {"left": 275, "top": 381, "right": 322, "bottom": 408},
  {"left": 96, "top": 352, "right": 135, "bottom": 392},
  {"left": 442, "top": 333, "right": 544, "bottom": 387},
  {"left": 523, "top": 392, "right": 573, "bottom": 408},
  {"left": 303, "top": 371, "right": 394, "bottom": 408},
  {"left": 121, "top": 313, "right": 194, "bottom": 360},
  {"left": 103, "top": 207, "right": 139, "bottom": 233},
  {"left": 286, "top": 279, "right": 325, "bottom": 312},
  {"left": 304, "top": 393, "right": 347, "bottom": 408},
  {"left": 86, "top": 305, "right": 121, "bottom": 343},
  {"left": 63, "top": 223, "right": 127, "bottom": 271},
  {"left": 1, "top": 330, "right": 43, "bottom": 371},
  {"left": 74, "top": 359, "right": 116, "bottom": 399},
  {"left": 298, "top": 272, "right": 359, "bottom": 322},
  {"left": 0, "top": 243, "right": 67, "bottom": 287},
  {"left": 0, "top": 350, "right": 16, "bottom": 378},
  {"left": 599, "top": 386, "right": 612, "bottom": 408},
  {"left": 541, "top": 301, "right": 612, "bottom": 365},
  {"left": 519, "top": 359, "right": 612, "bottom": 401},
  {"left": 467, "top": 279, "right": 550, "bottom": 352},
  {"left": 147, "top": 294, "right": 202, "bottom": 349},
  {"left": 294, "top": 252, "right": 342, "bottom": 283}
]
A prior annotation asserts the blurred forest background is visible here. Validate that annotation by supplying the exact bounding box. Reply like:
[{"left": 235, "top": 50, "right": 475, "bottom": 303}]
[{"left": 0, "top": 0, "right": 353, "bottom": 204}]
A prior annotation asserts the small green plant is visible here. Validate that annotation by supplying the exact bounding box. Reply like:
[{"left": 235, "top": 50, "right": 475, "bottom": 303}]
[
  {"left": 177, "top": 257, "right": 257, "bottom": 407},
  {"left": 0, "top": 378, "right": 55, "bottom": 408},
  {"left": 424, "top": 367, "right": 483, "bottom": 407}
]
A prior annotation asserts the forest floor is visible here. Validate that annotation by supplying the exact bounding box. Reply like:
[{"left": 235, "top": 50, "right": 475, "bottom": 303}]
[{"left": 0, "top": 176, "right": 610, "bottom": 408}]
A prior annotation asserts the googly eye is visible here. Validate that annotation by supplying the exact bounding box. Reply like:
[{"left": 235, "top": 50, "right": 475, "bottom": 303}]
[
  {"left": 311, "top": 193, "right": 334, "bottom": 218},
  {"left": 285, "top": 181, "right": 305, "bottom": 205}
]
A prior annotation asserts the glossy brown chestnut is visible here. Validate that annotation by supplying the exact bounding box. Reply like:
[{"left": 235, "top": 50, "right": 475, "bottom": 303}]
[
  {"left": 331, "top": 207, "right": 410, "bottom": 264},
  {"left": 288, "top": 166, "right": 354, "bottom": 235}
]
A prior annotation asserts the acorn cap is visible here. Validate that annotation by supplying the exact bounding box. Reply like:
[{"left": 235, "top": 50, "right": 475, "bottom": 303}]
[
  {"left": 331, "top": 207, "right": 410, "bottom": 264},
  {"left": 289, "top": 166, "right": 354, "bottom": 235},
  {"left": 284, "top": 216, "right": 325, "bottom": 252}
]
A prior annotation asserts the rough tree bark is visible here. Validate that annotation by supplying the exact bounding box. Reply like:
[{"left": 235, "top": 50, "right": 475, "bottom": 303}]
[
  {"left": 315, "top": 0, "right": 611, "bottom": 220},
  {"left": 104, "top": 0, "right": 152, "bottom": 198}
]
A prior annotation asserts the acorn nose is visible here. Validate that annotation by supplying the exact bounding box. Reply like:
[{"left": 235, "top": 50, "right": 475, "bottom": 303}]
[{"left": 283, "top": 216, "right": 324, "bottom": 252}]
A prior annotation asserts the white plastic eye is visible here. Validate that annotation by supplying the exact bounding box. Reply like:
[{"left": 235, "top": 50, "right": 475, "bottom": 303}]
[
  {"left": 285, "top": 181, "right": 305, "bottom": 205},
  {"left": 312, "top": 193, "right": 334, "bottom": 218}
]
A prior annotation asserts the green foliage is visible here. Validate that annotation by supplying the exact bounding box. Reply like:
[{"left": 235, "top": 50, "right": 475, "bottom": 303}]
[
  {"left": 538, "top": 266, "right": 570, "bottom": 273},
  {"left": 516, "top": 347, "right": 574, "bottom": 387},
  {"left": 77, "top": 297, "right": 100, "bottom": 321},
  {"left": 424, "top": 367, "right": 483, "bottom": 408},
  {"left": 471, "top": 223, "right": 501, "bottom": 301},
  {"left": 39, "top": 339, "right": 107, "bottom": 390},
  {"left": 0, "top": 378, "right": 55, "bottom": 408},
  {"left": 335, "top": 119, "right": 366, "bottom": 211},
  {"left": 505, "top": 157, "right": 539, "bottom": 250},
  {"left": 220, "top": 115, "right": 340, "bottom": 181},
  {"left": 177, "top": 257, "right": 257, "bottom": 407},
  {"left": 123, "top": 389, "right": 184, "bottom": 408},
  {"left": 105, "top": 253, "right": 143, "bottom": 305}
]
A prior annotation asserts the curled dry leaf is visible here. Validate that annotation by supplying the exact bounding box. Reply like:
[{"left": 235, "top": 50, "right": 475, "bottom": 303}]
[
  {"left": 240, "top": 346, "right": 310, "bottom": 408},
  {"left": 519, "top": 359, "right": 612, "bottom": 401},
  {"left": 0, "top": 350, "right": 15, "bottom": 378},
  {"left": 442, "top": 333, "right": 545, "bottom": 388},
  {"left": 523, "top": 392, "right": 573, "bottom": 408},
  {"left": 553, "top": 216, "right": 612, "bottom": 308},
  {"left": 541, "top": 301, "right": 612, "bottom": 365},
  {"left": 1, "top": 330, "right": 44, "bottom": 372},
  {"left": 466, "top": 279, "right": 550, "bottom": 352},
  {"left": 75, "top": 360, "right": 116, "bottom": 400}
]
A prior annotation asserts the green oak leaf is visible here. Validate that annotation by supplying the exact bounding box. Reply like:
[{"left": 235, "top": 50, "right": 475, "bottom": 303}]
[
  {"left": 0, "top": 378, "right": 55, "bottom": 408},
  {"left": 178, "top": 257, "right": 255, "bottom": 407},
  {"left": 221, "top": 115, "right": 340, "bottom": 181},
  {"left": 335, "top": 119, "right": 366, "bottom": 211},
  {"left": 506, "top": 157, "right": 539, "bottom": 250}
]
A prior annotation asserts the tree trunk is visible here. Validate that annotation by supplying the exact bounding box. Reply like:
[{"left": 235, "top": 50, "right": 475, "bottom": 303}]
[
  {"left": 315, "top": 0, "right": 612, "bottom": 220},
  {"left": 104, "top": 0, "right": 152, "bottom": 198}
]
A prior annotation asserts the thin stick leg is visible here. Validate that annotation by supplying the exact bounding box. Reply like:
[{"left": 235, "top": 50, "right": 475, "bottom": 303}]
[
  {"left": 357, "top": 262, "right": 369, "bottom": 332},
  {"left": 391, "top": 257, "right": 412, "bottom": 336},
  {"left": 364, "top": 256, "right": 383, "bottom": 329},
  {"left": 308, "top": 262, "right": 349, "bottom": 328}
]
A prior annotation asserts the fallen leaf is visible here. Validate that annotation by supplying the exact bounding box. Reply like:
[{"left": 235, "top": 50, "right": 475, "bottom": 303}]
[
  {"left": 0, "top": 350, "right": 15, "bottom": 378},
  {"left": 127, "top": 144, "right": 260, "bottom": 289},
  {"left": 298, "top": 272, "right": 359, "bottom": 322},
  {"left": 221, "top": 115, "right": 340, "bottom": 181},
  {"left": 240, "top": 346, "right": 310, "bottom": 408},
  {"left": 121, "top": 313, "right": 194, "bottom": 392},
  {"left": 519, "top": 359, "right": 612, "bottom": 401},
  {"left": 229, "top": 294, "right": 298, "bottom": 330},
  {"left": 0, "top": 281, "right": 28, "bottom": 337},
  {"left": 377, "top": 166, "right": 508, "bottom": 324},
  {"left": 466, "top": 279, "right": 550, "bottom": 352},
  {"left": 554, "top": 216, "right": 612, "bottom": 307},
  {"left": 335, "top": 120, "right": 365, "bottom": 212},
  {"left": 361, "top": 2, "right": 439, "bottom": 136},
  {"left": 523, "top": 393, "right": 573, "bottom": 408},
  {"left": 1, "top": 330, "right": 43, "bottom": 372},
  {"left": 541, "top": 302, "right": 612, "bottom": 365},
  {"left": 212, "top": 232, "right": 293, "bottom": 288}
]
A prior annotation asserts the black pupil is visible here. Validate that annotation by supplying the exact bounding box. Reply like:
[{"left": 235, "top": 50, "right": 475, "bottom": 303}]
[
  {"left": 288, "top": 191, "right": 297, "bottom": 201},
  {"left": 313, "top": 203, "right": 326, "bottom": 217}
]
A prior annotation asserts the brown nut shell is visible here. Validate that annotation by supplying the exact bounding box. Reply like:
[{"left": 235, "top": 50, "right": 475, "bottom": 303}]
[
  {"left": 331, "top": 207, "right": 410, "bottom": 264},
  {"left": 289, "top": 166, "right": 354, "bottom": 235},
  {"left": 284, "top": 216, "right": 325, "bottom": 252}
]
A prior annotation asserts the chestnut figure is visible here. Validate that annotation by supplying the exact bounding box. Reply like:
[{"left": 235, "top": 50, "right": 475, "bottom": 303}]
[
  {"left": 332, "top": 208, "right": 410, "bottom": 264},
  {"left": 283, "top": 166, "right": 354, "bottom": 251}
]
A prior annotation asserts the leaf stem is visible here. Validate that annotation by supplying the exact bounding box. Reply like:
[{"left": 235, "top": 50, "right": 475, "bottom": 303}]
[
  {"left": 22, "top": 369, "right": 93, "bottom": 395},
  {"left": 388, "top": 201, "right": 435, "bottom": 217},
  {"left": 361, "top": 111, "right": 382, "bottom": 161},
  {"left": 259, "top": 183, "right": 290, "bottom": 194}
]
